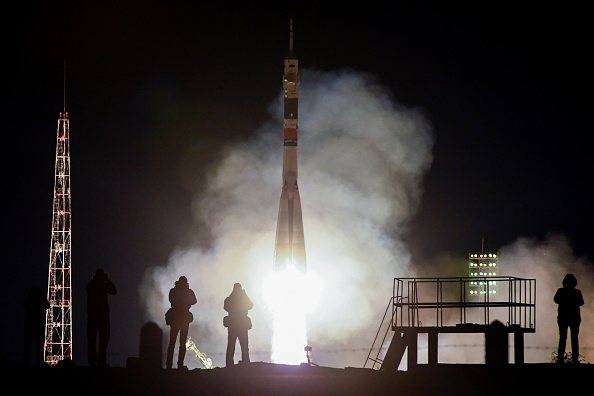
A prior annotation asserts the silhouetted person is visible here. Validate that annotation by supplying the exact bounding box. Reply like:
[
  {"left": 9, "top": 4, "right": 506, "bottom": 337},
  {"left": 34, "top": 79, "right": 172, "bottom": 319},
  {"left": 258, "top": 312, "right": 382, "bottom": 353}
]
[
  {"left": 23, "top": 285, "right": 50, "bottom": 366},
  {"left": 554, "top": 273, "right": 584, "bottom": 363},
  {"left": 165, "top": 276, "right": 196, "bottom": 369},
  {"left": 87, "top": 269, "right": 117, "bottom": 367},
  {"left": 224, "top": 283, "right": 253, "bottom": 367}
]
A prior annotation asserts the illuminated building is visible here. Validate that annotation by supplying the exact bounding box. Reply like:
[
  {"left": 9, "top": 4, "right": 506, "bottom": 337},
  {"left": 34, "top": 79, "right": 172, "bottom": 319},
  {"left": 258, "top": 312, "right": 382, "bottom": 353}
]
[{"left": 468, "top": 251, "right": 498, "bottom": 296}]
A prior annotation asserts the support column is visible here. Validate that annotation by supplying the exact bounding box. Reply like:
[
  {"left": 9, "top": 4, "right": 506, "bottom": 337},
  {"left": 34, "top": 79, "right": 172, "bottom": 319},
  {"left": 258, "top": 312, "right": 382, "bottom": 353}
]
[
  {"left": 514, "top": 332, "right": 524, "bottom": 364},
  {"left": 406, "top": 332, "right": 418, "bottom": 370},
  {"left": 428, "top": 331, "right": 438, "bottom": 366}
]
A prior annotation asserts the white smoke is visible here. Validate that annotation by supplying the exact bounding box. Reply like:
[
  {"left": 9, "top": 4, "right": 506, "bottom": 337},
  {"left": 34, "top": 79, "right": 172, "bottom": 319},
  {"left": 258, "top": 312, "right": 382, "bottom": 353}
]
[{"left": 140, "top": 68, "right": 433, "bottom": 368}]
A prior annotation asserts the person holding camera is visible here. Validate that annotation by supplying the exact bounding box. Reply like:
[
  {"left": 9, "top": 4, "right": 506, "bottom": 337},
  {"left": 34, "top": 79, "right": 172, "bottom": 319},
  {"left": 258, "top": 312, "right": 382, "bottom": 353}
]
[
  {"left": 224, "top": 283, "right": 253, "bottom": 367},
  {"left": 165, "top": 276, "right": 197, "bottom": 369},
  {"left": 86, "top": 269, "right": 117, "bottom": 367}
]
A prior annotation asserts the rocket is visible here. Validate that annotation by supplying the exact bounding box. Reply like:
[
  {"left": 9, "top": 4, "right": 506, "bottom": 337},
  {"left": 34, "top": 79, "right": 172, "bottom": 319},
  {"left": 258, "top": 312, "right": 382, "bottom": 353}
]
[{"left": 274, "top": 19, "right": 306, "bottom": 273}]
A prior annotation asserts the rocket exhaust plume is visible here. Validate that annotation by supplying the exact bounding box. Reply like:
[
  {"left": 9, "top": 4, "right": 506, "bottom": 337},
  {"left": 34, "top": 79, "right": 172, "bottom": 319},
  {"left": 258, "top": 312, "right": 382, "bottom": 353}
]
[{"left": 140, "top": 34, "right": 433, "bottom": 368}]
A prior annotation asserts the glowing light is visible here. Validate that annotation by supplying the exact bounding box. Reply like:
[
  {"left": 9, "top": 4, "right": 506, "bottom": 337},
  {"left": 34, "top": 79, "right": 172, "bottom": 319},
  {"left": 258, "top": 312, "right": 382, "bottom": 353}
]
[{"left": 263, "top": 265, "right": 321, "bottom": 364}]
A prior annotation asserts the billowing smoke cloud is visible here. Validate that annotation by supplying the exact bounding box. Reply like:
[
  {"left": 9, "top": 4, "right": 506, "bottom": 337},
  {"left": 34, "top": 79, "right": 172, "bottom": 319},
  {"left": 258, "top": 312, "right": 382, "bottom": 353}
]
[{"left": 140, "top": 69, "right": 433, "bottom": 368}]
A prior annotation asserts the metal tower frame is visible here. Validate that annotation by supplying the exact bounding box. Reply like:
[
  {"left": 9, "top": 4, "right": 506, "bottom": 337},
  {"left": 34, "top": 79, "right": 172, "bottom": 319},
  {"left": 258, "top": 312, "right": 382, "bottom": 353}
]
[{"left": 44, "top": 109, "right": 73, "bottom": 364}]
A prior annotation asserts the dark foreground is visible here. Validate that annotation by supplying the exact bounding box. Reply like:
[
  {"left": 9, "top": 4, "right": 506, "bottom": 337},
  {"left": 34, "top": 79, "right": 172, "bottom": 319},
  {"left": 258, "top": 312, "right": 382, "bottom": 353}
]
[{"left": 4, "top": 359, "right": 591, "bottom": 395}]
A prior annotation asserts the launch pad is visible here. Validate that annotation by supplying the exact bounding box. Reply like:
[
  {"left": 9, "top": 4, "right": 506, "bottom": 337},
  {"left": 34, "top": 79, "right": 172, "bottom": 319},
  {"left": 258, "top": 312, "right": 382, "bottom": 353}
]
[{"left": 366, "top": 277, "right": 536, "bottom": 370}]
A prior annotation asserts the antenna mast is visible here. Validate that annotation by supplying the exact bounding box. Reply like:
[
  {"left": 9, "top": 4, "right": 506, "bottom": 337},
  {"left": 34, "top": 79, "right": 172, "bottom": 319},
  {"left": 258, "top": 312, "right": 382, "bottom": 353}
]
[
  {"left": 289, "top": 18, "right": 293, "bottom": 52},
  {"left": 63, "top": 59, "right": 66, "bottom": 113},
  {"left": 44, "top": 67, "right": 73, "bottom": 364}
]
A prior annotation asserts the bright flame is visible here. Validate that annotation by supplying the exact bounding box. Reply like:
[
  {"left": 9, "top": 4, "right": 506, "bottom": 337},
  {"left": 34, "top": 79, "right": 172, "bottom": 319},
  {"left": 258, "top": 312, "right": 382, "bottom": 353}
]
[{"left": 263, "top": 265, "right": 321, "bottom": 364}]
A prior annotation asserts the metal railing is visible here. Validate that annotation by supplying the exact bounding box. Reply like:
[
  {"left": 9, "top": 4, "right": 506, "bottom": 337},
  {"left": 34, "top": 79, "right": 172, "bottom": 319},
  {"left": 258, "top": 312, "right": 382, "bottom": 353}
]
[
  {"left": 364, "top": 297, "right": 395, "bottom": 369},
  {"left": 392, "top": 277, "right": 536, "bottom": 330}
]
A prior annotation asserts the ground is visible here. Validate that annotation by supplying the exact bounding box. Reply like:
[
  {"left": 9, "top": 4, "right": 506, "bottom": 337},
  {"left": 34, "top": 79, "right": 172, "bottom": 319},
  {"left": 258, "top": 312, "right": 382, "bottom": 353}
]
[{"left": 4, "top": 358, "right": 590, "bottom": 395}]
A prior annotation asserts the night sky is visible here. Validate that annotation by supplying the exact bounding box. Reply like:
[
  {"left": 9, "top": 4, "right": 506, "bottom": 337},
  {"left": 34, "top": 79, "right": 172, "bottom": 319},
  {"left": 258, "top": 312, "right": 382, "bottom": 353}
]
[{"left": 4, "top": 3, "right": 592, "bottom": 366}]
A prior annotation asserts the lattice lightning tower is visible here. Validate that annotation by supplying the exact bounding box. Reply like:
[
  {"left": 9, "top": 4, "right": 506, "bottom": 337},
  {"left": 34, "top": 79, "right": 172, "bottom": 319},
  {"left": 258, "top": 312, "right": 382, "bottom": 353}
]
[{"left": 44, "top": 97, "right": 73, "bottom": 364}]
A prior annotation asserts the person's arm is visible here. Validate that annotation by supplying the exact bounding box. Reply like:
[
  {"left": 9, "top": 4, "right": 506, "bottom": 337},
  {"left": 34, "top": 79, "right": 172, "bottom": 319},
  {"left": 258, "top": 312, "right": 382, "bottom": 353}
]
[
  {"left": 244, "top": 292, "right": 253, "bottom": 310},
  {"left": 553, "top": 288, "right": 562, "bottom": 304},
  {"left": 106, "top": 278, "right": 117, "bottom": 295}
]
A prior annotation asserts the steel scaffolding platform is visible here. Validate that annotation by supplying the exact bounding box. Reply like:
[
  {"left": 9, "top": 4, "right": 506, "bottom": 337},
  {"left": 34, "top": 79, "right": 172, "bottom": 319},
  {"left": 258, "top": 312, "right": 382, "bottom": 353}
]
[{"left": 365, "top": 277, "right": 536, "bottom": 370}]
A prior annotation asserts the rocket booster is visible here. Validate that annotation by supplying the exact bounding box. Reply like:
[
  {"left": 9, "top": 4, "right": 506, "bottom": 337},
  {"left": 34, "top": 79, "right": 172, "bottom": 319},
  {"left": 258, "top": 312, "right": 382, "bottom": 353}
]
[{"left": 274, "top": 20, "right": 306, "bottom": 273}]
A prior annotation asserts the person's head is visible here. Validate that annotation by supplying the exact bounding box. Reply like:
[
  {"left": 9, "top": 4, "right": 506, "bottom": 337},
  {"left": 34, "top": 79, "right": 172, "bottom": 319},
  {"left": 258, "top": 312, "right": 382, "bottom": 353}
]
[
  {"left": 94, "top": 269, "right": 106, "bottom": 280},
  {"left": 233, "top": 283, "right": 242, "bottom": 292},
  {"left": 29, "top": 285, "right": 43, "bottom": 297},
  {"left": 176, "top": 276, "right": 188, "bottom": 287},
  {"left": 562, "top": 273, "right": 578, "bottom": 289}
]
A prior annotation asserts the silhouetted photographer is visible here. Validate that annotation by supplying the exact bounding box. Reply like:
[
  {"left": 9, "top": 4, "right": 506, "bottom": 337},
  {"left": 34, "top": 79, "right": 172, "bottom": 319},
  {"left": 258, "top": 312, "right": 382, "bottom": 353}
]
[
  {"left": 554, "top": 273, "right": 584, "bottom": 363},
  {"left": 165, "top": 276, "right": 196, "bottom": 369},
  {"left": 224, "top": 283, "right": 253, "bottom": 367},
  {"left": 87, "top": 269, "right": 117, "bottom": 367}
]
